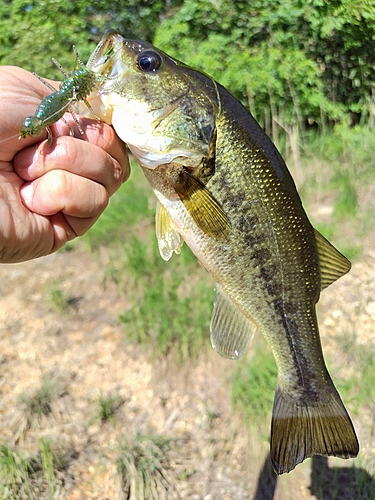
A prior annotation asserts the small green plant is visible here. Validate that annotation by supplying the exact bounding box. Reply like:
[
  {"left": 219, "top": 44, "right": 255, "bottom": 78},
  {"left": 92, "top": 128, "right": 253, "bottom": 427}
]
[
  {"left": 19, "top": 376, "right": 60, "bottom": 432},
  {"left": 48, "top": 283, "right": 78, "bottom": 315},
  {"left": 49, "top": 287, "right": 68, "bottom": 314},
  {"left": 96, "top": 392, "right": 124, "bottom": 424},
  {"left": 116, "top": 433, "right": 180, "bottom": 499}
]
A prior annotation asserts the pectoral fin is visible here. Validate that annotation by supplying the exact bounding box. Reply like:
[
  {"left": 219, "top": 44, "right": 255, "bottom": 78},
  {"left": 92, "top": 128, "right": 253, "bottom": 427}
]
[
  {"left": 155, "top": 201, "right": 183, "bottom": 261},
  {"left": 173, "top": 169, "right": 230, "bottom": 240},
  {"left": 210, "top": 284, "right": 256, "bottom": 359},
  {"left": 314, "top": 229, "right": 351, "bottom": 290}
]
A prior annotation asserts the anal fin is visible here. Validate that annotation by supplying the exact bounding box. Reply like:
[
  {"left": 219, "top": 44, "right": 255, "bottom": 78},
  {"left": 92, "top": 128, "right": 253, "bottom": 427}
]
[
  {"left": 271, "top": 384, "right": 359, "bottom": 474},
  {"left": 210, "top": 284, "right": 256, "bottom": 359}
]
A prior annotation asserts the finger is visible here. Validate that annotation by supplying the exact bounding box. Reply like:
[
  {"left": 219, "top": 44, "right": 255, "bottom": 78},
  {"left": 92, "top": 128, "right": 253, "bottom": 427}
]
[
  {"left": 52, "top": 116, "right": 130, "bottom": 175},
  {"left": 14, "top": 124, "right": 130, "bottom": 195},
  {"left": 20, "top": 169, "right": 109, "bottom": 234}
]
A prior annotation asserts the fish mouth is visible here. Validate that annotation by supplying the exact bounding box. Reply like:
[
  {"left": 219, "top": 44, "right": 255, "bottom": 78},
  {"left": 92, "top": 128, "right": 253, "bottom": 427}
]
[{"left": 87, "top": 30, "right": 128, "bottom": 91}]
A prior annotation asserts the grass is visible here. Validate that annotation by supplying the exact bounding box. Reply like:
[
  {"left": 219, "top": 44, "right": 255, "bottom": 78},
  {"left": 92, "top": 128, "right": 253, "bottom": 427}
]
[
  {"left": 119, "top": 236, "right": 213, "bottom": 364},
  {"left": 231, "top": 337, "right": 277, "bottom": 432},
  {"left": 116, "top": 432, "right": 180, "bottom": 499},
  {"left": 95, "top": 392, "right": 124, "bottom": 424},
  {"left": 0, "top": 439, "right": 74, "bottom": 499},
  {"left": 48, "top": 283, "right": 78, "bottom": 315},
  {"left": 19, "top": 376, "right": 61, "bottom": 432},
  {"left": 0, "top": 444, "right": 33, "bottom": 499},
  {"left": 295, "top": 125, "right": 375, "bottom": 259},
  {"left": 11, "top": 374, "right": 69, "bottom": 445},
  {"left": 310, "top": 456, "right": 375, "bottom": 500},
  {"left": 331, "top": 338, "right": 375, "bottom": 416}
]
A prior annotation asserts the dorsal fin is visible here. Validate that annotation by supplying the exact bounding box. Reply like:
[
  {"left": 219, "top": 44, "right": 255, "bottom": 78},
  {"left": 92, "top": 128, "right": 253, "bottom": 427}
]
[
  {"left": 155, "top": 201, "right": 183, "bottom": 261},
  {"left": 314, "top": 229, "right": 351, "bottom": 290},
  {"left": 210, "top": 284, "right": 257, "bottom": 359},
  {"left": 173, "top": 169, "right": 230, "bottom": 240}
]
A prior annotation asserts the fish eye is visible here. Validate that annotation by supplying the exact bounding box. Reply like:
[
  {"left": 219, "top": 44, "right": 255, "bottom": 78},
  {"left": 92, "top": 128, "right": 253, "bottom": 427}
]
[{"left": 136, "top": 50, "right": 162, "bottom": 72}]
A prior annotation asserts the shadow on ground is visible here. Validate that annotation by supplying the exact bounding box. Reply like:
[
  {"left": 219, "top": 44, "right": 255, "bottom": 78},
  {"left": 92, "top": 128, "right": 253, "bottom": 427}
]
[
  {"left": 252, "top": 454, "right": 375, "bottom": 500},
  {"left": 310, "top": 456, "right": 375, "bottom": 500},
  {"left": 252, "top": 454, "right": 277, "bottom": 500}
]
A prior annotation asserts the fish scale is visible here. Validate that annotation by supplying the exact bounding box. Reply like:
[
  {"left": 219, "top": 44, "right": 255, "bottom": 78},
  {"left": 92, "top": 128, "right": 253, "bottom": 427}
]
[{"left": 83, "top": 29, "right": 359, "bottom": 474}]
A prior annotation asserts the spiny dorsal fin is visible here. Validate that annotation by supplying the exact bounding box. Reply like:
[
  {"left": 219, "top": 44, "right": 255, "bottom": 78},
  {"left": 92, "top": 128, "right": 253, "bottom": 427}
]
[
  {"left": 155, "top": 201, "right": 183, "bottom": 261},
  {"left": 314, "top": 228, "right": 351, "bottom": 290},
  {"left": 210, "top": 284, "right": 256, "bottom": 359},
  {"left": 173, "top": 169, "right": 230, "bottom": 240}
]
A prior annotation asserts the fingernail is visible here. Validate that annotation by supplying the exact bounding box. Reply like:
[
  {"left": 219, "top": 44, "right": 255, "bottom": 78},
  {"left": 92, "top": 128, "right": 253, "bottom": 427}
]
[{"left": 20, "top": 183, "right": 34, "bottom": 206}]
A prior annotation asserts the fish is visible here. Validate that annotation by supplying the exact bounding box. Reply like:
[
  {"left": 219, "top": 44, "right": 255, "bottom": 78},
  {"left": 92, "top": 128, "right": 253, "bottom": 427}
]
[{"left": 84, "top": 30, "right": 359, "bottom": 474}]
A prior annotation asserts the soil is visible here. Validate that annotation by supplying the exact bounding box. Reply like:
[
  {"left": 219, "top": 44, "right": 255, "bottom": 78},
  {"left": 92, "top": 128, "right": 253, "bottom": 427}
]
[{"left": 0, "top": 236, "right": 374, "bottom": 499}]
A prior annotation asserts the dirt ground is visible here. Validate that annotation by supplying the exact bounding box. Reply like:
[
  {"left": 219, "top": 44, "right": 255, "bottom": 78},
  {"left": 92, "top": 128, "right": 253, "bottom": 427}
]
[{"left": 0, "top": 236, "right": 374, "bottom": 499}]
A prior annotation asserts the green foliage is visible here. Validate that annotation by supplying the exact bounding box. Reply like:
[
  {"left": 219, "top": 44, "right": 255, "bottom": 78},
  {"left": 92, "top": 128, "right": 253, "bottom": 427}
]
[
  {"left": 95, "top": 392, "right": 124, "bottom": 424},
  {"left": 0, "top": 0, "right": 183, "bottom": 78},
  {"left": 0, "top": 439, "right": 71, "bottom": 499},
  {"left": 0, "top": 0, "right": 94, "bottom": 79},
  {"left": 333, "top": 175, "right": 358, "bottom": 220},
  {"left": 155, "top": 0, "right": 375, "bottom": 130},
  {"left": 20, "top": 378, "right": 58, "bottom": 420},
  {"left": 299, "top": 125, "right": 375, "bottom": 255},
  {"left": 1, "top": 0, "right": 374, "bottom": 130},
  {"left": 119, "top": 236, "right": 213, "bottom": 364},
  {"left": 48, "top": 283, "right": 78, "bottom": 315},
  {"left": 231, "top": 342, "right": 277, "bottom": 427},
  {"left": 304, "top": 124, "right": 375, "bottom": 176}
]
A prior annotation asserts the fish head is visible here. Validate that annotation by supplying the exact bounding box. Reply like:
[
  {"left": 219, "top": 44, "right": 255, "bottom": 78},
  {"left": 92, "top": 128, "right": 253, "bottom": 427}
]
[{"left": 87, "top": 30, "right": 220, "bottom": 169}]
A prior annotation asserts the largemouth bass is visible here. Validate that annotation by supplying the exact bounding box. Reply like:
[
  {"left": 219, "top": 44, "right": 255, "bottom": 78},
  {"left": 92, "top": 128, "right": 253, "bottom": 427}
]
[{"left": 85, "top": 30, "right": 359, "bottom": 474}]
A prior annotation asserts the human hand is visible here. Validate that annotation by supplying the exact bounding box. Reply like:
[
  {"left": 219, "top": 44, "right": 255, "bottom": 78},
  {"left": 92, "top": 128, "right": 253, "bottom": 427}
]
[{"left": 0, "top": 66, "right": 130, "bottom": 263}]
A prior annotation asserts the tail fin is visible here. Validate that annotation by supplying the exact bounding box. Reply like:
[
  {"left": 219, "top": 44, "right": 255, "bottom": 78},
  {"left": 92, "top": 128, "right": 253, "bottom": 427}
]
[{"left": 270, "top": 385, "right": 359, "bottom": 474}]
